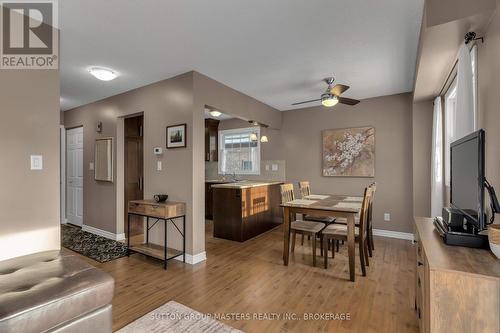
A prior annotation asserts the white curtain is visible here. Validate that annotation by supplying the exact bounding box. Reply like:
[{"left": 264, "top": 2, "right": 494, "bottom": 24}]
[
  {"left": 431, "top": 96, "right": 444, "bottom": 217},
  {"left": 455, "top": 43, "right": 475, "bottom": 138}
]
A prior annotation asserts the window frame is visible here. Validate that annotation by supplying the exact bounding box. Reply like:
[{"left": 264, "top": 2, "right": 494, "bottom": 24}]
[{"left": 218, "top": 127, "right": 261, "bottom": 176}]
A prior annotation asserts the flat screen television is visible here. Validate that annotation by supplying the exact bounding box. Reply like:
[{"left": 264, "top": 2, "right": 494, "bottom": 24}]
[{"left": 450, "top": 129, "right": 485, "bottom": 231}]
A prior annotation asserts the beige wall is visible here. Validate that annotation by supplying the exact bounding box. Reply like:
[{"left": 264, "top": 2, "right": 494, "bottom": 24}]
[
  {"left": 217, "top": 117, "right": 285, "bottom": 160},
  {"left": 281, "top": 93, "right": 414, "bottom": 233},
  {"left": 63, "top": 71, "right": 283, "bottom": 256},
  {"left": 64, "top": 72, "right": 195, "bottom": 253},
  {"left": 478, "top": 1, "right": 500, "bottom": 213},
  {"left": 425, "top": 0, "right": 495, "bottom": 27},
  {"left": 192, "top": 72, "right": 283, "bottom": 253},
  {"left": 412, "top": 101, "right": 433, "bottom": 217},
  {"left": 0, "top": 70, "right": 60, "bottom": 261},
  {"left": 206, "top": 118, "right": 286, "bottom": 181}
]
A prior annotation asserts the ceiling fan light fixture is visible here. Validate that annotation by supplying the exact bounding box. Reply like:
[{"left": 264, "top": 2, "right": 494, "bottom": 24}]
[
  {"left": 209, "top": 110, "right": 222, "bottom": 117},
  {"left": 321, "top": 94, "right": 338, "bottom": 107},
  {"left": 88, "top": 67, "right": 118, "bottom": 81}
]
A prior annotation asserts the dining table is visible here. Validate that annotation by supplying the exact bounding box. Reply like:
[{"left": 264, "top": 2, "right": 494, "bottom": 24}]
[{"left": 280, "top": 194, "right": 363, "bottom": 282}]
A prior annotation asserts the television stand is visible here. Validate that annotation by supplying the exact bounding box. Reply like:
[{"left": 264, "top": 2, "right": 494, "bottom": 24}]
[{"left": 433, "top": 217, "right": 489, "bottom": 249}]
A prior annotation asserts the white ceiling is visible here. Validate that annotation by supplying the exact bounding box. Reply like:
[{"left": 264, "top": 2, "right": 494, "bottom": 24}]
[{"left": 60, "top": 0, "right": 424, "bottom": 111}]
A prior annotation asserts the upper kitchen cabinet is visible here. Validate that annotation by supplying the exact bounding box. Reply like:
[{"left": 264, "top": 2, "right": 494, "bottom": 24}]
[{"left": 205, "top": 118, "right": 219, "bottom": 162}]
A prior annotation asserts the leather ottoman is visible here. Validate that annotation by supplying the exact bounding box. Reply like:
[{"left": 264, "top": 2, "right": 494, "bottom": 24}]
[{"left": 0, "top": 251, "right": 114, "bottom": 333}]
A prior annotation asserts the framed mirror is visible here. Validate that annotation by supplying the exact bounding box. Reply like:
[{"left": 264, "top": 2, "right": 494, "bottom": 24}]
[{"left": 95, "top": 137, "right": 113, "bottom": 182}]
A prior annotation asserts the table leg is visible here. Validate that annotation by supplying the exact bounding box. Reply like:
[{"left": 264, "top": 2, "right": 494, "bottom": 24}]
[
  {"left": 127, "top": 213, "right": 130, "bottom": 256},
  {"left": 164, "top": 219, "right": 167, "bottom": 270},
  {"left": 347, "top": 213, "right": 355, "bottom": 282},
  {"left": 183, "top": 216, "right": 186, "bottom": 263},
  {"left": 283, "top": 207, "right": 291, "bottom": 266}
]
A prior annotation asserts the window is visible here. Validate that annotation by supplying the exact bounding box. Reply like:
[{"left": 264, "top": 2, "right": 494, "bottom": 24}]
[
  {"left": 444, "top": 45, "right": 478, "bottom": 186},
  {"left": 218, "top": 127, "right": 260, "bottom": 175},
  {"left": 471, "top": 44, "right": 478, "bottom": 124},
  {"left": 444, "top": 78, "right": 457, "bottom": 186}
]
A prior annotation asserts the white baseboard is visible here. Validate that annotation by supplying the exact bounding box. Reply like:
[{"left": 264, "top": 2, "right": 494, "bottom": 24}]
[
  {"left": 82, "top": 225, "right": 125, "bottom": 241},
  {"left": 373, "top": 228, "right": 414, "bottom": 241},
  {"left": 60, "top": 218, "right": 68, "bottom": 224},
  {"left": 174, "top": 251, "right": 207, "bottom": 265}
]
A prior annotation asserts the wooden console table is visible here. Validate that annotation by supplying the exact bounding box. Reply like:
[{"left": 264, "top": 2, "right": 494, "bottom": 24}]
[
  {"left": 414, "top": 217, "right": 500, "bottom": 332},
  {"left": 127, "top": 200, "right": 186, "bottom": 270}
]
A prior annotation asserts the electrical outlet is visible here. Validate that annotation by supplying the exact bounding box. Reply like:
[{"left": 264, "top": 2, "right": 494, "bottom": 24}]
[
  {"left": 272, "top": 164, "right": 278, "bottom": 171},
  {"left": 384, "top": 213, "right": 391, "bottom": 221},
  {"left": 265, "top": 164, "right": 270, "bottom": 171}
]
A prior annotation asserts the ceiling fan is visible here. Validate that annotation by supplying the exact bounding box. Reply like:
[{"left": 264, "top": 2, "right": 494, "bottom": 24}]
[{"left": 292, "top": 77, "right": 360, "bottom": 107}]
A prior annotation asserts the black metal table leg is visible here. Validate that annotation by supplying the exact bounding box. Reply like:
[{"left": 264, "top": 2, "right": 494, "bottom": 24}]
[
  {"left": 146, "top": 216, "right": 149, "bottom": 244},
  {"left": 127, "top": 213, "right": 130, "bottom": 256},
  {"left": 164, "top": 218, "right": 167, "bottom": 270},
  {"left": 183, "top": 215, "right": 186, "bottom": 263}
]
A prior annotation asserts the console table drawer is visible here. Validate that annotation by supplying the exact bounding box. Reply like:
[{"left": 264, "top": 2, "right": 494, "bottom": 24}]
[{"left": 128, "top": 200, "right": 185, "bottom": 219}]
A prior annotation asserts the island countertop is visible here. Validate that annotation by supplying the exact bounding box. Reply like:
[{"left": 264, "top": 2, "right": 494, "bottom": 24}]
[{"left": 210, "top": 181, "right": 283, "bottom": 189}]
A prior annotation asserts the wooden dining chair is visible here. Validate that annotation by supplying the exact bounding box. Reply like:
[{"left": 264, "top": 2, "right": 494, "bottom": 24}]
[
  {"left": 298, "top": 180, "right": 335, "bottom": 224},
  {"left": 366, "top": 182, "right": 377, "bottom": 256},
  {"left": 321, "top": 186, "right": 373, "bottom": 276},
  {"left": 280, "top": 183, "right": 326, "bottom": 267},
  {"left": 332, "top": 182, "right": 376, "bottom": 257},
  {"left": 298, "top": 181, "right": 311, "bottom": 198}
]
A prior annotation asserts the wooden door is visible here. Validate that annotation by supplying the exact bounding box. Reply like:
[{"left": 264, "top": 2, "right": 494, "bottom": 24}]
[
  {"left": 125, "top": 115, "right": 144, "bottom": 237},
  {"left": 66, "top": 127, "right": 83, "bottom": 226}
]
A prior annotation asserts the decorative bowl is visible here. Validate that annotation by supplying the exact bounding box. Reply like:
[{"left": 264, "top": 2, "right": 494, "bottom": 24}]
[{"left": 488, "top": 224, "right": 500, "bottom": 259}]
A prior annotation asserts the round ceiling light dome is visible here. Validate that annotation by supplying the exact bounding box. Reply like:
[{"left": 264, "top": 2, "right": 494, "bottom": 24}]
[
  {"left": 321, "top": 93, "right": 338, "bottom": 107},
  {"left": 88, "top": 67, "right": 118, "bottom": 81},
  {"left": 209, "top": 110, "right": 222, "bottom": 117}
]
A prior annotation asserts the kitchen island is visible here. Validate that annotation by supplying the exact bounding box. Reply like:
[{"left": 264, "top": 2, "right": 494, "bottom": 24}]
[{"left": 211, "top": 181, "right": 283, "bottom": 242}]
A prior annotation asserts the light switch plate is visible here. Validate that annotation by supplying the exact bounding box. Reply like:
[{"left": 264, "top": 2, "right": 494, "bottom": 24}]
[
  {"left": 265, "top": 164, "right": 270, "bottom": 171},
  {"left": 157, "top": 161, "right": 162, "bottom": 171},
  {"left": 89, "top": 162, "right": 94, "bottom": 170},
  {"left": 30, "top": 155, "right": 43, "bottom": 170},
  {"left": 384, "top": 213, "right": 391, "bottom": 221},
  {"left": 272, "top": 164, "right": 278, "bottom": 171}
]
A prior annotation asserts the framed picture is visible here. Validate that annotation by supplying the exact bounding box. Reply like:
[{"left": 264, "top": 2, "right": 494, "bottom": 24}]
[
  {"left": 322, "top": 126, "right": 375, "bottom": 177},
  {"left": 166, "top": 124, "right": 187, "bottom": 148}
]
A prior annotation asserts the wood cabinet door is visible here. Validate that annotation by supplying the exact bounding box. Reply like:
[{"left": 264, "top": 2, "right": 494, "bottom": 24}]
[{"left": 125, "top": 115, "right": 144, "bottom": 237}]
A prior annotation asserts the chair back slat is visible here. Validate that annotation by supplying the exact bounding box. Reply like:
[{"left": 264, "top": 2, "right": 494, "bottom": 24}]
[
  {"left": 298, "top": 181, "right": 311, "bottom": 198},
  {"left": 280, "top": 184, "right": 295, "bottom": 204}
]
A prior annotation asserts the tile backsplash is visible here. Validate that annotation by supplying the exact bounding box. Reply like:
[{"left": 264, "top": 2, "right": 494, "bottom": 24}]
[{"left": 205, "top": 160, "right": 286, "bottom": 182}]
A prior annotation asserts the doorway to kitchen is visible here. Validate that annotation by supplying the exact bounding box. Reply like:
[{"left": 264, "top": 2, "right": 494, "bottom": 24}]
[{"left": 124, "top": 115, "right": 144, "bottom": 237}]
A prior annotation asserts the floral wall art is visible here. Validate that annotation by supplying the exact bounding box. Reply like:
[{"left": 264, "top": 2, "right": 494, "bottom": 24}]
[{"left": 322, "top": 126, "right": 375, "bottom": 177}]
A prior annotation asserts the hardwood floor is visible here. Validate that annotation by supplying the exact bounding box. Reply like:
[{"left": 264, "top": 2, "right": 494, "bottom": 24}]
[{"left": 68, "top": 221, "right": 418, "bottom": 333}]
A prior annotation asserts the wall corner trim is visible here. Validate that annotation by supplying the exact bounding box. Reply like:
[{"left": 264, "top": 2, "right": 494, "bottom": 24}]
[
  {"left": 373, "top": 228, "right": 414, "bottom": 241},
  {"left": 82, "top": 225, "right": 125, "bottom": 241},
  {"left": 174, "top": 251, "right": 207, "bottom": 265}
]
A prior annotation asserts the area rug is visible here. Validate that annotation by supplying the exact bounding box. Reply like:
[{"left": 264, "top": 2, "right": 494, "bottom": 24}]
[
  {"left": 61, "top": 224, "right": 128, "bottom": 262},
  {"left": 117, "top": 301, "right": 243, "bottom": 333}
]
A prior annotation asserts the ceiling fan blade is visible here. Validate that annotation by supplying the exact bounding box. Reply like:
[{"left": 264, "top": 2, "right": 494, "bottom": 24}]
[
  {"left": 330, "top": 84, "right": 350, "bottom": 96},
  {"left": 338, "top": 97, "right": 360, "bottom": 106},
  {"left": 291, "top": 98, "right": 321, "bottom": 106}
]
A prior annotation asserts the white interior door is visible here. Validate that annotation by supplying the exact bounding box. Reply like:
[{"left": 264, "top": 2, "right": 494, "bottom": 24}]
[
  {"left": 60, "top": 126, "right": 66, "bottom": 224},
  {"left": 66, "top": 127, "right": 83, "bottom": 227}
]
